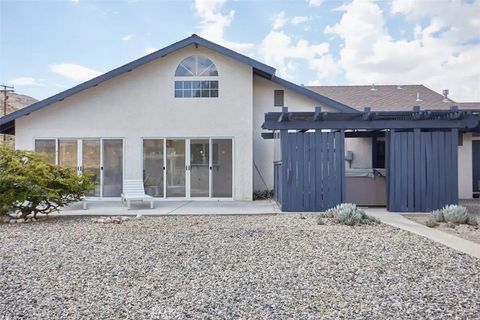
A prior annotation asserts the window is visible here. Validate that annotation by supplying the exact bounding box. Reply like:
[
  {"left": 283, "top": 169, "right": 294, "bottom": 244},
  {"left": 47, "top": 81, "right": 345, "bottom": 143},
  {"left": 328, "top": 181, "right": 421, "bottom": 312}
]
[
  {"left": 174, "top": 55, "right": 219, "bottom": 98},
  {"left": 274, "top": 90, "right": 284, "bottom": 107},
  {"left": 35, "top": 139, "right": 56, "bottom": 164},
  {"left": 372, "top": 137, "right": 385, "bottom": 168}
]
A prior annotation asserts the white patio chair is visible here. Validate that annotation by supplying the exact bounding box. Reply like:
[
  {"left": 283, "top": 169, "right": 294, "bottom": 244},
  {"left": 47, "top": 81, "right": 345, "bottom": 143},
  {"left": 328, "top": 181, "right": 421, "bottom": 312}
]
[{"left": 121, "top": 180, "right": 154, "bottom": 209}]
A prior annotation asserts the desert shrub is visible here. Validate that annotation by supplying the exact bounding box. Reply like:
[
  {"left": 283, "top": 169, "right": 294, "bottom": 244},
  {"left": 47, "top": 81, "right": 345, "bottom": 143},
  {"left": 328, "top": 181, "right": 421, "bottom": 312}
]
[
  {"left": 0, "top": 146, "right": 95, "bottom": 219},
  {"left": 425, "top": 219, "right": 439, "bottom": 228},
  {"left": 430, "top": 209, "right": 445, "bottom": 223},
  {"left": 441, "top": 205, "right": 469, "bottom": 224},
  {"left": 467, "top": 215, "right": 478, "bottom": 226},
  {"left": 321, "top": 203, "right": 380, "bottom": 226}
]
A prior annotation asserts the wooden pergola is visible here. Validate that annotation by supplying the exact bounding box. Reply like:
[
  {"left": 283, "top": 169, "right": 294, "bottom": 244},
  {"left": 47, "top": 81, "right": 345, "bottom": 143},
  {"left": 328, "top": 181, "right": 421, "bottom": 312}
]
[{"left": 262, "top": 107, "right": 480, "bottom": 212}]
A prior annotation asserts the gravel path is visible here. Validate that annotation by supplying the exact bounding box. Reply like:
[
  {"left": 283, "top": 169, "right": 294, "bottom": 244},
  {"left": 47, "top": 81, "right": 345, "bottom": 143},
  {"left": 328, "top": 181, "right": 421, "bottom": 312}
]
[{"left": 1, "top": 215, "right": 479, "bottom": 319}]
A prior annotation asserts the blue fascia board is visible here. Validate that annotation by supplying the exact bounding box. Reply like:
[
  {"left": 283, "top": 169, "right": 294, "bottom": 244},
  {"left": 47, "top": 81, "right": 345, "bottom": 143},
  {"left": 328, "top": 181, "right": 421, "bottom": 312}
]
[
  {"left": 0, "top": 34, "right": 276, "bottom": 125},
  {"left": 271, "top": 76, "right": 359, "bottom": 113}
]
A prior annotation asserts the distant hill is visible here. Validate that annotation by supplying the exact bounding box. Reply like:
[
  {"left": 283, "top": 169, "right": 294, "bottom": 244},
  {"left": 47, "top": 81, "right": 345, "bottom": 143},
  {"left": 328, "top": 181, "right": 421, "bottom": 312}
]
[{"left": 0, "top": 92, "right": 38, "bottom": 115}]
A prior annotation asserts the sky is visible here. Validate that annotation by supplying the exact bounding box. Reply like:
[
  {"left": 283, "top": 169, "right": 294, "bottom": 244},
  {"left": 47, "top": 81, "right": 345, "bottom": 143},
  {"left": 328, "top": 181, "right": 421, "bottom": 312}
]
[{"left": 1, "top": 0, "right": 479, "bottom": 102}]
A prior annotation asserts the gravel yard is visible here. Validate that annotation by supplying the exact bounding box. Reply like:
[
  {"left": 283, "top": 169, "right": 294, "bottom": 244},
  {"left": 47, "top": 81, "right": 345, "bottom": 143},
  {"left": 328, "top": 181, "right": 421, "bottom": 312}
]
[
  {"left": 1, "top": 215, "right": 479, "bottom": 319},
  {"left": 403, "top": 214, "right": 480, "bottom": 244}
]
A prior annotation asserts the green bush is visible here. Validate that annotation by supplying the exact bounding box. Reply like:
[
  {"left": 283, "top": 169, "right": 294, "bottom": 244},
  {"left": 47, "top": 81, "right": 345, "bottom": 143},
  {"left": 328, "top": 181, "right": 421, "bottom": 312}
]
[
  {"left": 0, "top": 146, "right": 95, "bottom": 219},
  {"left": 320, "top": 203, "right": 380, "bottom": 226},
  {"left": 430, "top": 209, "right": 445, "bottom": 223}
]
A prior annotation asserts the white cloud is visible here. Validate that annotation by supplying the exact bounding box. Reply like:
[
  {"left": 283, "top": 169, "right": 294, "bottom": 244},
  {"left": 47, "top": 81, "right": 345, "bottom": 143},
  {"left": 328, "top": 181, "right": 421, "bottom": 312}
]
[
  {"left": 273, "top": 11, "right": 287, "bottom": 30},
  {"left": 259, "top": 30, "right": 337, "bottom": 80},
  {"left": 324, "top": 0, "right": 480, "bottom": 101},
  {"left": 49, "top": 63, "right": 101, "bottom": 82},
  {"left": 122, "top": 34, "right": 133, "bottom": 41},
  {"left": 291, "top": 16, "right": 312, "bottom": 25},
  {"left": 71, "top": 0, "right": 79, "bottom": 3},
  {"left": 10, "top": 77, "right": 45, "bottom": 87},
  {"left": 194, "top": 0, "right": 253, "bottom": 52},
  {"left": 308, "top": 0, "right": 323, "bottom": 7},
  {"left": 144, "top": 47, "right": 158, "bottom": 54}
]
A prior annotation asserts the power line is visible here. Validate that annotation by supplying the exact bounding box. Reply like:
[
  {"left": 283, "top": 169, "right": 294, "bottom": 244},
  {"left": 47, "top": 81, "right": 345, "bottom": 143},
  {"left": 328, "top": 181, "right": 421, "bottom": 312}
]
[{"left": 1, "top": 84, "right": 15, "bottom": 145}]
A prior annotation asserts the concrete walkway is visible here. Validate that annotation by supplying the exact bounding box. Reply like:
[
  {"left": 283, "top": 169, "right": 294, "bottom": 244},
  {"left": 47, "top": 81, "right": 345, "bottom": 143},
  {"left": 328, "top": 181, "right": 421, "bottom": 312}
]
[
  {"left": 58, "top": 199, "right": 281, "bottom": 216},
  {"left": 366, "top": 208, "right": 480, "bottom": 259}
]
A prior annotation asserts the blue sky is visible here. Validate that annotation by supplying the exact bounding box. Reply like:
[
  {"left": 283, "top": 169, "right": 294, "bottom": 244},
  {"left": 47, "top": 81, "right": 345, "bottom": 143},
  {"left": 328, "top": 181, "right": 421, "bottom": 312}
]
[{"left": 1, "top": 0, "right": 479, "bottom": 101}]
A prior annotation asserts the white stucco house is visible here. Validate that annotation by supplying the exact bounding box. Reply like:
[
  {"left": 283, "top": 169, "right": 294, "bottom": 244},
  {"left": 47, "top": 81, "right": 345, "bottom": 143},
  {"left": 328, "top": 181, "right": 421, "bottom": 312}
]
[{"left": 1, "top": 34, "right": 478, "bottom": 206}]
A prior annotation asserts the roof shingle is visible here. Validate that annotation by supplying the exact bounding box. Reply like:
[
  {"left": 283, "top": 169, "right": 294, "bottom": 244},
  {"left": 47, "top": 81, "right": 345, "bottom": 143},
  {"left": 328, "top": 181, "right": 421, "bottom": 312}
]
[{"left": 306, "top": 85, "right": 480, "bottom": 112}]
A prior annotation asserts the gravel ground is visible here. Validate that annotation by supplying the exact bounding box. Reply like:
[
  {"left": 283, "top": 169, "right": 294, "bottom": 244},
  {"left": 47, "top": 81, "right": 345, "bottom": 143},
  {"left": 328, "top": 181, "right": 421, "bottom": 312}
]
[
  {"left": 403, "top": 214, "right": 480, "bottom": 244},
  {"left": 1, "top": 215, "right": 479, "bottom": 319},
  {"left": 460, "top": 199, "right": 480, "bottom": 215}
]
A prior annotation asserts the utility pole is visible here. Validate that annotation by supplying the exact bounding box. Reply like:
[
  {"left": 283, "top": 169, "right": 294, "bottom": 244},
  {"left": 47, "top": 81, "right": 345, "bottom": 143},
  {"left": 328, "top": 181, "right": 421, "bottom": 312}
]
[{"left": 1, "top": 84, "right": 15, "bottom": 145}]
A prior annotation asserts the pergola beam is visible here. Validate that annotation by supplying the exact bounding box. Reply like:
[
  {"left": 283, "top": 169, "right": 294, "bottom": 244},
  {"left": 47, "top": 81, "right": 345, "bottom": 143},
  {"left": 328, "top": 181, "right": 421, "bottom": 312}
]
[{"left": 263, "top": 107, "right": 479, "bottom": 131}]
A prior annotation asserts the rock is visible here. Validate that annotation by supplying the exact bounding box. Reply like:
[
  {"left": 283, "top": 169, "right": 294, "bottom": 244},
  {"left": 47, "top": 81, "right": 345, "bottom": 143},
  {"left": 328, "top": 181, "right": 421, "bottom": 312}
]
[
  {"left": 136, "top": 214, "right": 143, "bottom": 219},
  {"left": 0, "top": 216, "right": 11, "bottom": 223},
  {"left": 9, "top": 219, "right": 17, "bottom": 224}
]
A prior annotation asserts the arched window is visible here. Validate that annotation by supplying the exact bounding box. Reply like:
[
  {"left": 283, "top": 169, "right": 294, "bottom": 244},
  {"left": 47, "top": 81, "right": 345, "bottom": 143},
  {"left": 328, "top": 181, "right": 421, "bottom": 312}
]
[{"left": 174, "top": 55, "right": 219, "bottom": 98}]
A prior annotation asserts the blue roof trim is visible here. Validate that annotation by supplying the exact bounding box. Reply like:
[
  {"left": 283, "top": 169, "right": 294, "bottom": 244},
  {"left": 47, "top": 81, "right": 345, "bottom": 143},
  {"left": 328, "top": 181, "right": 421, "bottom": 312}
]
[
  {"left": 0, "top": 34, "right": 276, "bottom": 125},
  {"left": 271, "top": 77, "right": 359, "bottom": 113}
]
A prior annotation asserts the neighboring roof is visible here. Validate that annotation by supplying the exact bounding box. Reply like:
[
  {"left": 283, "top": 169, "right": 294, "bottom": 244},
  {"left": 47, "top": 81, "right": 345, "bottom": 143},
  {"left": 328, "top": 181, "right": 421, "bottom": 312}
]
[
  {"left": 459, "top": 102, "right": 480, "bottom": 109},
  {"left": 0, "top": 34, "right": 358, "bottom": 131},
  {"left": 306, "top": 84, "right": 480, "bottom": 112},
  {"left": 272, "top": 77, "right": 358, "bottom": 113}
]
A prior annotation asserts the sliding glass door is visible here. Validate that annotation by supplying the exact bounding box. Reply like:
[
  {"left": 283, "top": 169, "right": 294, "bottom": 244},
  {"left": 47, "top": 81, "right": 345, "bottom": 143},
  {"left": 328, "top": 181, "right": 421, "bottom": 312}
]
[
  {"left": 142, "top": 138, "right": 233, "bottom": 199},
  {"left": 36, "top": 138, "right": 124, "bottom": 198},
  {"left": 212, "top": 139, "right": 233, "bottom": 198},
  {"left": 190, "top": 139, "right": 209, "bottom": 197},
  {"left": 58, "top": 139, "right": 77, "bottom": 169},
  {"left": 166, "top": 139, "right": 186, "bottom": 197},
  {"left": 102, "top": 139, "right": 123, "bottom": 197},
  {"left": 143, "top": 139, "right": 164, "bottom": 197},
  {"left": 82, "top": 139, "right": 101, "bottom": 197}
]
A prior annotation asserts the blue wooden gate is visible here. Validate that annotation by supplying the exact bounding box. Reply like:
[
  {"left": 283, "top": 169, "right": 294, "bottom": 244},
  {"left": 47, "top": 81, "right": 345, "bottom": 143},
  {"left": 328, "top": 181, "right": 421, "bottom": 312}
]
[
  {"left": 278, "top": 130, "right": 345, "bottom": 212},
  {"left": 387, "top": 129, "right": 459, "bottom": 212}
]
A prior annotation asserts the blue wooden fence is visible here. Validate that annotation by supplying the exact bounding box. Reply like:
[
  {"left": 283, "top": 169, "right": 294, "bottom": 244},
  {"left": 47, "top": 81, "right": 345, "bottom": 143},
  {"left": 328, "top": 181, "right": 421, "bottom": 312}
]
[
  {"left": 387, "top": 129, "right": 459, "bottom": 212},
  {"left": 278, "top": 130, "right": 345, "bottom": 212}
]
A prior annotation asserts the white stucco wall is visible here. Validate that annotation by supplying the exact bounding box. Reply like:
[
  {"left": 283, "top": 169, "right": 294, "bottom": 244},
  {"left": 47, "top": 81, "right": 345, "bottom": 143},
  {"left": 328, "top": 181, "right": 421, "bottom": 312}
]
[
  {"left": 15, "top": 45, "right": 254, "bottom": 200},
  {"left": 458, "top": 133, "right": 474, "bottom": 199},
  {"left": 344, "top": 138, "right": 372, "bottom": 169},
  {"left": 252, "top": 75, "right": 337, "bottom": 191}
]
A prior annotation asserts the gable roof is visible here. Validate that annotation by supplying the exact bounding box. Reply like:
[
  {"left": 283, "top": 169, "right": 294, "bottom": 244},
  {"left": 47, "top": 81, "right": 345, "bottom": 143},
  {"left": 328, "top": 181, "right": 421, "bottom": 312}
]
[
  {"left": 0, "top": 34, "right": 357, "bottom": 130},
  {"left": 306, "top": 84, "right": 480, "bottom": 112}
]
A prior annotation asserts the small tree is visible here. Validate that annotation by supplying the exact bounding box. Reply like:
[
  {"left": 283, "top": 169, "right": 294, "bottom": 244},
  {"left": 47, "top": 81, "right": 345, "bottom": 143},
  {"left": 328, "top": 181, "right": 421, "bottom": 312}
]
[{"left": 0, "top": 146, "right": 95, "bottom": 219}]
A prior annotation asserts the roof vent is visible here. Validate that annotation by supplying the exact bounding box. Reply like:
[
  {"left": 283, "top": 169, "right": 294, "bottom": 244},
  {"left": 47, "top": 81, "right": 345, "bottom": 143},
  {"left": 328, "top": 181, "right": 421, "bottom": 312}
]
[
  {"left": 396, "top": 85, "right": 402, "bottom": 89},
  {"left": 416, "top": 92, "right": 422, "bottom": 102},
  {"left": 370, "top": 84, "right": 377, "bottom": 91},
  {"left": 442, "top": 89, "right": 450, "bottom": 103}
]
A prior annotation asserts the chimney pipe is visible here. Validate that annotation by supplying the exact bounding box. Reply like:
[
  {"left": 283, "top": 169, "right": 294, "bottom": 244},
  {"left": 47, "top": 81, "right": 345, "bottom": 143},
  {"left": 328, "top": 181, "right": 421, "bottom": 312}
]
[{"left": 442, "top": 89, "right": 450, "bottom": 103}]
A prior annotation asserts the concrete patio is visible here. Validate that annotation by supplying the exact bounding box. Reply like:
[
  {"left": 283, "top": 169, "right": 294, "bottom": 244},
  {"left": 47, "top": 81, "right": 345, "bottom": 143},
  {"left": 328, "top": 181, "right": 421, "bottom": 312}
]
[{"left": 59, "top": 199, "right": 281, "bottom": 216}]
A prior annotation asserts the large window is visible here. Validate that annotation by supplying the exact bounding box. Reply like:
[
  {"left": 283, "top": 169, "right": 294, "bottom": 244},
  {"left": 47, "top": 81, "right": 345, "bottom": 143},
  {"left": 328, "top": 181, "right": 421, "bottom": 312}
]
[
  {"left": 174, "top": 55, "right": 219, "bottom": 98},
  {"left": 35, "top": 139, "right": 56, "bottom": 164}
]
